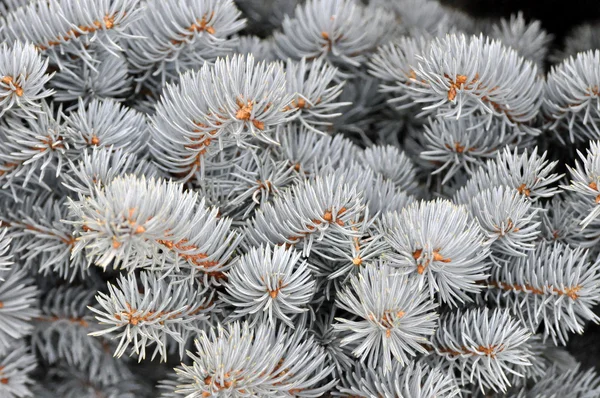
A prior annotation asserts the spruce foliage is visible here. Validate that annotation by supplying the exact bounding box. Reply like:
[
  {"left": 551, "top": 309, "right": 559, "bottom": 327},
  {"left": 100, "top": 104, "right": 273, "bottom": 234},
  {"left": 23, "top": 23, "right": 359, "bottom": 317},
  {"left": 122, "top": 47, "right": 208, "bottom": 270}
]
[{"left": 1, "top": 0, "right": 600, "bottom": 396}]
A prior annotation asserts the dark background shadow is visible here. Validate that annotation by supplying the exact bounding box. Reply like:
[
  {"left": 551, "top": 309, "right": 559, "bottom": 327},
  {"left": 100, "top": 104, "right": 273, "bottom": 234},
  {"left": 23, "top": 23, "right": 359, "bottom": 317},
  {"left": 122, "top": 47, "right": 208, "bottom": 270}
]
[{"left": 441, "top": 0, "right": 600, "bottom": 47}]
